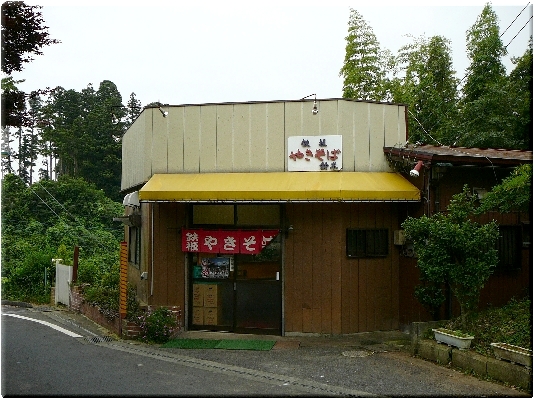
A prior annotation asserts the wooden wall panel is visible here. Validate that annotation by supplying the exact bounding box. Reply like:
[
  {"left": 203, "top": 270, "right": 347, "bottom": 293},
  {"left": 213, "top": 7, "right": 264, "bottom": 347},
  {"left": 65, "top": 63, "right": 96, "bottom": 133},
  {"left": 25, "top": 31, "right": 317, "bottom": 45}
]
[
  {"left": 149, "top": 204, "right": 186, "bottom": 321},
  {"left": 284, "top": 202, "right": 400, "bottom": 334},
  {"left": 348, "top": 203, "right": 360, "bottom": 333}
]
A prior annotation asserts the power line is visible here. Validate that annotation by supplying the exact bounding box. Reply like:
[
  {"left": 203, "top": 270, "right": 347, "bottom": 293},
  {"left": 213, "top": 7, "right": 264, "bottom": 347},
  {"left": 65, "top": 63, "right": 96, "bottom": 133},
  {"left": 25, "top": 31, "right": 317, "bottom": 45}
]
[
  {"left": 505, "top": 15, "right": 533, "bottom": 49},
  {"left": 407, "top": 4, "right": 532, "bottom": 146},
  {"left": 500, "top": 3, "right": 531, "bottom": 38}
]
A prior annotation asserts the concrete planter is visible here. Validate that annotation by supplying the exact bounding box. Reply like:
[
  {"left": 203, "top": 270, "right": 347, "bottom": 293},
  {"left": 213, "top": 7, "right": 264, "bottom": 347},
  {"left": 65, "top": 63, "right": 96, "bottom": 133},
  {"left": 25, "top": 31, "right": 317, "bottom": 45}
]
[
  {"left": 491, "top": 343, "right": 532, "bottom": 369},
  {"left": 432, "top": 328, "right": 474, "bottom": 350}
]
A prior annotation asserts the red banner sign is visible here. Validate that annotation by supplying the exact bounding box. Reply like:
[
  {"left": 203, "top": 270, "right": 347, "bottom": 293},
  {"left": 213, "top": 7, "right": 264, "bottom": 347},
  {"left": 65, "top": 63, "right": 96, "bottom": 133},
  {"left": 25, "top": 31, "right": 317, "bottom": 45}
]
[{"left": 182, "top": 229, "right": 279, "bottom": 254}]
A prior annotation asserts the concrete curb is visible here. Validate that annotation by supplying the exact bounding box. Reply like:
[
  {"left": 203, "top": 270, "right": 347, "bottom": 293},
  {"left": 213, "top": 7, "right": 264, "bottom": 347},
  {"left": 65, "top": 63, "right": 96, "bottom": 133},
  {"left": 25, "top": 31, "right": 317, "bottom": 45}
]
[
  {"left": 415, "top": 339, "right": 532, "bottom": 392},
  {"left": 1, "top": 300, "right": 33, "bottom": 308}
]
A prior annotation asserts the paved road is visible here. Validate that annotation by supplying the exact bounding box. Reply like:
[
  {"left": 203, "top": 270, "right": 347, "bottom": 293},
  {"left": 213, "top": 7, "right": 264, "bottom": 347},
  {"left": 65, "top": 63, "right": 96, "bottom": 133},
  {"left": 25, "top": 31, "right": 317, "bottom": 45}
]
[{"left": 1, "top": 305, "right": 528, "bottom": 397}]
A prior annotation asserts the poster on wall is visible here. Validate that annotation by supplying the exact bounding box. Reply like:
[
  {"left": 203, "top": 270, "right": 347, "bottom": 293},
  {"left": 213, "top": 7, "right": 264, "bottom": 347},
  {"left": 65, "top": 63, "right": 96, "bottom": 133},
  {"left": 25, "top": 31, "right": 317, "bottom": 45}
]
[
  {"left": 287, "top": 135, "right": 342, "bottom": 172},
  {"left": 201, "top": 257, "right": 231, "bottom": 279}
]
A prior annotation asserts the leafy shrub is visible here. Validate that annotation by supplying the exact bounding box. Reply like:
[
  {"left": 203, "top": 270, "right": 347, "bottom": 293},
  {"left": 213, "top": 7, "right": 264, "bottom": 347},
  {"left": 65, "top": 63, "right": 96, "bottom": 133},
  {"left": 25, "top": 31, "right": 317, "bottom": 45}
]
[
  {"left": 2, "top": 248, "right": 55, "bottom": 303},
  {"left": 445, "top": 297, "right": 532, "bottom": 356},
  {"left": 82, "top": 262, "right": 120, "bottom": 320},
  {"left": 136, "top": 307, "right": 179, "bottom": 344}
]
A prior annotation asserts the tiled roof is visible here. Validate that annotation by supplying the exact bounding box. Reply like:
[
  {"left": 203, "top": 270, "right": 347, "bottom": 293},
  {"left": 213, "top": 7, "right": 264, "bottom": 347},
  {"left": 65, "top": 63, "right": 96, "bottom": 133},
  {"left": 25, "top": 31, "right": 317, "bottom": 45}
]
[{"left": 384, "top": 145, "right": 532, "bottom": 166}]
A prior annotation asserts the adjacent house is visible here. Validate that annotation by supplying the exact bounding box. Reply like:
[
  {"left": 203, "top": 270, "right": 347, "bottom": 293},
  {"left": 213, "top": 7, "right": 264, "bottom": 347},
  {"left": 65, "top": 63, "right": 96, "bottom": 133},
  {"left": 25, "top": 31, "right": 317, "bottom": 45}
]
[
  {"left": 120, "top": 97, "right": 532, "bottom": 335},
  {"left": 383, "top": 145, "right": 532, "bottom": 326}
]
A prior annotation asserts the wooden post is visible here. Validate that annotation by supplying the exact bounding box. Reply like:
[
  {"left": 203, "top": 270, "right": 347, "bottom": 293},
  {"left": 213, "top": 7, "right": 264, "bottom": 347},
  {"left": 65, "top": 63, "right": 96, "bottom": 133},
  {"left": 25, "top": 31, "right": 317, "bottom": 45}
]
[
  {"left": 119, "top": 241, "right": 128, "bottom": 337},
  {"left": 72, "top": 246, "right": 79, "bottom": 283}
]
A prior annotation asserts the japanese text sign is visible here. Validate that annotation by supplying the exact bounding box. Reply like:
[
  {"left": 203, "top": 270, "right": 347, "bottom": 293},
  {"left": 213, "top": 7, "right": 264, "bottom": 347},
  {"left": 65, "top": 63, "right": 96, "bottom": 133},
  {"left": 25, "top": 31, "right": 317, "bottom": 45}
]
[
  {"left": 182, "top": 229, "right": 279, "bottom": 254},
  {"left": 287, "top": 135, "right": 342, "bottom": 171}
]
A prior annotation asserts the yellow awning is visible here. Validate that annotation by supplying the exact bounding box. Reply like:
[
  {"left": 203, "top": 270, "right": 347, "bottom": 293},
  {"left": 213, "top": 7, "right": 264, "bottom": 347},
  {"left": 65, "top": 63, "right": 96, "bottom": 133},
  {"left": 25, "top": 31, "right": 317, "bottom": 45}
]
[{"left": 139, "top": 172, "right": 420, "bottom": 202}]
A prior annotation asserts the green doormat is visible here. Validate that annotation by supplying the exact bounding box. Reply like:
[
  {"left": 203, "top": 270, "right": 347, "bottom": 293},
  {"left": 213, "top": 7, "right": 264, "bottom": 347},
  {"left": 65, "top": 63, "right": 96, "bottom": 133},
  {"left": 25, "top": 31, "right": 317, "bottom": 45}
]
[
  {"left": 215, "top": 339, "right": 275, "bottom": 351},
  {"left": 161, "top": 338, "right": 275, "bottom": 350}
]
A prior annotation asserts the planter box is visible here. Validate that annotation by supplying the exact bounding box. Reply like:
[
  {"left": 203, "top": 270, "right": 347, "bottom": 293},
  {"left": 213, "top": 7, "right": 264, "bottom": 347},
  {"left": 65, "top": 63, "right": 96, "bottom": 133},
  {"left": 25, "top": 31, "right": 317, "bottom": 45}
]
[
  {"left": 491, "top": 343, "right": 532, "bottom": 369},
  {"left": 432, "top": 329, "right": 474, "bottom": 350}
]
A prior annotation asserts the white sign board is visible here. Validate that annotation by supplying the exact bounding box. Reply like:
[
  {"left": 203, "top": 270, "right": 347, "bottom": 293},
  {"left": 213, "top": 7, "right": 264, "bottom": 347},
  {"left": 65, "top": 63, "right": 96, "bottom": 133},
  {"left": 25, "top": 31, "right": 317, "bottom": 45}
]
[{"left": 287, "top": 135, "right": 342, "bottom": 172}]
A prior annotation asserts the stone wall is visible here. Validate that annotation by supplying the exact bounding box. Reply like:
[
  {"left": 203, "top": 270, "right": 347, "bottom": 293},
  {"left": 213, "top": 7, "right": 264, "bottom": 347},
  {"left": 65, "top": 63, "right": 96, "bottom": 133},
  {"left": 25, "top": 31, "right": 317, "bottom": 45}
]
[
  {"left": 412, "top": 322, "right": 532, "bottom": 392},
  {"left": 67, "top": 286, "right": 182, "bottom": 340}
]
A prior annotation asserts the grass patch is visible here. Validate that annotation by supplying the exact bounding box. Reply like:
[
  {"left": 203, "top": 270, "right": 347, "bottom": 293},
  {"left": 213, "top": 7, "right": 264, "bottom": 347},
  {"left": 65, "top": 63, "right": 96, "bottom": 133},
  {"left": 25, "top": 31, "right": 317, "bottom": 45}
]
[
  {"left": 443, "top": 297, "right": 531, "bottom": 356},
  {"left": 161, "top": 338, "right": 276, "bottom": 350}
]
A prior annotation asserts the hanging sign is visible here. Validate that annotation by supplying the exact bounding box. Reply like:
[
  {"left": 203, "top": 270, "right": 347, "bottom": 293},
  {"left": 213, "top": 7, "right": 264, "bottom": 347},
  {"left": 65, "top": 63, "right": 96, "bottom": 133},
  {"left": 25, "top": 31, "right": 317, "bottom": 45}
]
[
  {"left": 182, "top": 229, "right": 279, "bottom": 254},
  {"left": 287, "top": 135, "right": 342, "bottom": 171}
]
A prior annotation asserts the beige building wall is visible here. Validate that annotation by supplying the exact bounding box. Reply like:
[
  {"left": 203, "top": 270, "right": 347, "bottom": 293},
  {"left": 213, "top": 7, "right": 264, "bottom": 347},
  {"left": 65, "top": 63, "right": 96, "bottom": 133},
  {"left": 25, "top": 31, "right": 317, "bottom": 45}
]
[{"left": 121, "top": 99, "right": 407, "bottom": 191}]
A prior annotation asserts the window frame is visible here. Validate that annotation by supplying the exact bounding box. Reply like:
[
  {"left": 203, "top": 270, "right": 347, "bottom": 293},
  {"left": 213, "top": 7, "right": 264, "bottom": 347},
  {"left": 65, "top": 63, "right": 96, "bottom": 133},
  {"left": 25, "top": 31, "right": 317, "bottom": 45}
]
[{"left": 346, "top": 228, "right": 389, "bottom": 258}]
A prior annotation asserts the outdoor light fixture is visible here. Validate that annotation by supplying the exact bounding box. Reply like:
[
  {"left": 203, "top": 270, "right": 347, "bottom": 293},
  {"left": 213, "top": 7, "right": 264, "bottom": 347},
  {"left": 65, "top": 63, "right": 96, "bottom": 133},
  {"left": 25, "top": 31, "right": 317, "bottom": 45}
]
[
  {"left": 301, "top": 93, "right": 318, "bottom": 115},
  {"left": 410, "top": 160, "right": 424, "bottom": 177},
  {"left": 158, "top": 107, "right": 168, "bottom": 118},
  {"left": 312, "top": 98, "right": 318, "bottom": 115}
]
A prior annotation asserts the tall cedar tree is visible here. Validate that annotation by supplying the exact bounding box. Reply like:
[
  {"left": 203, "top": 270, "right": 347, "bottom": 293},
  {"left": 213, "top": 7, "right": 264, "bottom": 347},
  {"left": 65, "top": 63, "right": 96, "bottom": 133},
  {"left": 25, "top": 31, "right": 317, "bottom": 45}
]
[
  {"left": 339, "top": 8, "right": 389, "bottom": 101},
  {"left": 458, "top": 3, "right": 517, "bottom": 149},
  {"left": 390, "top": 35, "right": 459, "bottom": 145}
]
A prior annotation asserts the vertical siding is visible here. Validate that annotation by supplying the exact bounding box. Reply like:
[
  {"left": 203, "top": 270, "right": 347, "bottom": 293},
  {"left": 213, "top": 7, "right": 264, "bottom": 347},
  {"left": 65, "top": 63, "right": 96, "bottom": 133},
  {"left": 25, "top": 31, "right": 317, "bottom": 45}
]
[
  {"left": 150, "top": 203, "right": 186, "bottom": 314},
  {"left": 122, "top": 99, "right": 408, "bottom": 190},
  {"left": 167, "top": 107, "right": 184, "bottom": 173},
  {"left": 199, "top": 105, "right": 217, "bottom": 172},
  {"left": 284, "top": 203, "right": 400, "bottom": 334},
  {"left": 233, "top": 104, "right": 250, "bottom": 171},
  {"left": 151, "top": 108, "right": 169, "bottom": 174},
  {"left": 183, "top": 106, "right": 201, "bottom": 173},
  {"left": 216, "top": 105, "right": 234, "bottom": 171},
  {"left": 266, "top": 103, "right": 286, "bottom": 171}
]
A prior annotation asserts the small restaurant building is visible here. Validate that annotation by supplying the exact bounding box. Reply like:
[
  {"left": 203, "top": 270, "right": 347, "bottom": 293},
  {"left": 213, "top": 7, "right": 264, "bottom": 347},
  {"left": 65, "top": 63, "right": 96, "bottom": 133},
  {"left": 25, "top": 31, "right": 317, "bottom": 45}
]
[{"left": 120, "top": 97, "right": 530, "bottom": 335}]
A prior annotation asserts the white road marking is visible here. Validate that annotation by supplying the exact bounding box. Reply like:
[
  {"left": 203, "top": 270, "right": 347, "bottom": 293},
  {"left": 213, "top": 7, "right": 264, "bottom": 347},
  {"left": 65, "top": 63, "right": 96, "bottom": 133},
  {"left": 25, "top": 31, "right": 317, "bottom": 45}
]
[{"left": 3, "top": 313, "right": 83, "bottom": 338}]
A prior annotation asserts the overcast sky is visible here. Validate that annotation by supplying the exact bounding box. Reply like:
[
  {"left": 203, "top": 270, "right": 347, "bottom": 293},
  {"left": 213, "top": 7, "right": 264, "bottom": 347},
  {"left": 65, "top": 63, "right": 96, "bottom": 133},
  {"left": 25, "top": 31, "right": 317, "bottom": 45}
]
[{"left": 12, "top": 1, "right": 533, "bottom": 108}]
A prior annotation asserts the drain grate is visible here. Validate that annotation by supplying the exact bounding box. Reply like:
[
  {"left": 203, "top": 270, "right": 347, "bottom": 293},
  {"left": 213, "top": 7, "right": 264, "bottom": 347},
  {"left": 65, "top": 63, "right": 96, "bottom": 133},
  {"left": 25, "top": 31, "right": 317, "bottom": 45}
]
[
  {"left": 341, "top": 349, "right": 374, "bottom": 358},
  {"left": 85, "top": 336, "right": 114, "bottom": 344}
]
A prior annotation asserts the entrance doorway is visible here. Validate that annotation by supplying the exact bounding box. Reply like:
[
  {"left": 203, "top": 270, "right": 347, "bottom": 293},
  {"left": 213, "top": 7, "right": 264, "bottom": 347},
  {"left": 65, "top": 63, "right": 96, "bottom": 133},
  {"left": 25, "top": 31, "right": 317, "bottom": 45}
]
[
  {"left": 188, "top": 204, "right": 282, "bottom": 335},
  {"left": 189, "top": 236, "right": 282, "bottom": 334}
]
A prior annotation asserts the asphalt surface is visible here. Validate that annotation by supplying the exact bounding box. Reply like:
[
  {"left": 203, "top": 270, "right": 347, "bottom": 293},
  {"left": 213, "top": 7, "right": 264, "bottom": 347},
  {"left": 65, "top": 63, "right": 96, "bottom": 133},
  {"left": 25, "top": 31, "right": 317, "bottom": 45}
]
[{"left": 1, "top": 303, "right": 529, "bottom": 397}]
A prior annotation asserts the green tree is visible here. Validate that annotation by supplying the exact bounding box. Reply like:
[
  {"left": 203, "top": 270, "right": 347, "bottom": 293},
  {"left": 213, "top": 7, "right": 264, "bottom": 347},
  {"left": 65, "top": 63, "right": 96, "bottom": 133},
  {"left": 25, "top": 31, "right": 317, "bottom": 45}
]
[
  {"left": 40, "top": 81, "right": 125, "bottom": 200},
  {"left": 458, "top": 3, "right": 516, "bottom": 149},
  {"left": 125, "top": 92, "right": 142, "bottom": 126},
  {"left": 1, "top": 1, "right": 59, "bottom": 74},
  {"left": 1, "top": 173, "right": 124, "bottom": 302},
  {"left": 390, "top": 35, "right": 460, "bottom": 145},
  {"left": 507, "top": 38, "right": 533, "bottom": 150},
  {"left": 339, "top": 8, "right": 390, "bottom": 101},
  {"left": 478, "top": 164, "right": 532, "bottom": 214},
  {"left": 402, "top": 186, "right": 499, "bottom": 329}
]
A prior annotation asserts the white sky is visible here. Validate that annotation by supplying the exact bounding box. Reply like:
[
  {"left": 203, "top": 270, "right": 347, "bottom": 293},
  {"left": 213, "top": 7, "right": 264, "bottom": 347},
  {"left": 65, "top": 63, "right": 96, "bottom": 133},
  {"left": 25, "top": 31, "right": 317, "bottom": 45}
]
[{"left": 11, "top": 1, "right": 534, "bottom": 108}]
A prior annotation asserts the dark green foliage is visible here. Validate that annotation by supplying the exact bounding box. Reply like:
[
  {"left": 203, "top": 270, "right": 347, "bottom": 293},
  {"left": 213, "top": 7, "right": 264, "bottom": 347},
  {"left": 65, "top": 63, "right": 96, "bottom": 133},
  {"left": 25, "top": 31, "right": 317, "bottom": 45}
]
[
  {"left": 83, "top": 262, "right": 120, "bottom": 320},
  {"left": 390, "top": 35, "right": 459, "bottom": 145},
  {"left": 445, "top": 297, "right": 531, "bottom": 356},
  {"left": 478, "top": 164, "right": 532, "bottom": 214},
  {"left": 1, "top": 1, "right": 60, "bottom": 74},
  {"left": 340, "top": 8, "right": 390, "bottom": 101},
  {"left": 1, "top": 173, "right": 123, "bottom": 304},
  {"left": 2, "top": 248, "right": 55, "bottom": 303},
  {"left": 402, "top": 185, "right": 500, "bottom": 328},
  {"left": 40, "top": 81, "right": 125, "bottom": 201},
  {"left": 136, "top": 308, "right": 179, "bottom": 344},
  {"left": 341, "top": 4, "right": 532, "bottom": 150}
]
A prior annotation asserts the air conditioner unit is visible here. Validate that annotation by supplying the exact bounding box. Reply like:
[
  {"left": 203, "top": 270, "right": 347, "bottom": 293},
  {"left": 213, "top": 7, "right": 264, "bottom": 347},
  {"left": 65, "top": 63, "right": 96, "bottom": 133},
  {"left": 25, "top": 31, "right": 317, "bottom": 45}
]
[{"left": 393, "top": 230, "right": 406, "bottom": 246}]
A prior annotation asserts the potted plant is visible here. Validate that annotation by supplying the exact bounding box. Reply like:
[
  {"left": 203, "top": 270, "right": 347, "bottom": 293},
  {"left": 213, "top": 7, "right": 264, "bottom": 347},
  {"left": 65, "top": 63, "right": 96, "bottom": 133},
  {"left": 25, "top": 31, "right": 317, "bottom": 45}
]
[
  {"left": 490, "top": 343, "right": 532, "bottom": 368},
  {"left": 432, "top": 328, "right": 474, "bottom": 350}
]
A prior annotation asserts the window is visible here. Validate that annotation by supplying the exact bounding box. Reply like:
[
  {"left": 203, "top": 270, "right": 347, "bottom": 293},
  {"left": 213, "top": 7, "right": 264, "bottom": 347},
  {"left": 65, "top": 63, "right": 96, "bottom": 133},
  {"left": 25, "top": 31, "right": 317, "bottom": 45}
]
[
  {"left": 496, "top": 225, "right": 522, "bottom": 272},
  {"left": 129, "top": 225, "right": 141, "bottom": 267},
  {"left": 346, "top": 229, "right": 388, "bottom": 258}
]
